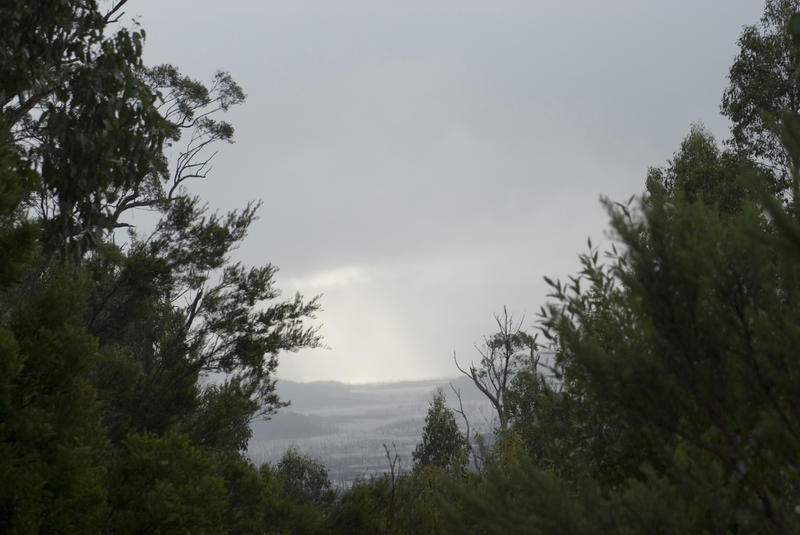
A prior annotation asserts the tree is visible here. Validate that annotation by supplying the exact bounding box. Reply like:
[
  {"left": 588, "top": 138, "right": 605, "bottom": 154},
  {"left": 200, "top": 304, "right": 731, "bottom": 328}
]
[
  {"left": 275, "top": 447, "right": 335, "bottom": 509},
  {"left": 0, "top": 2, "right": 323, "bottom": 532},
  {"left": 108, "top": 433, "right": 227, "bottom": 534},
  {"left": 0, "top": 121, "right": 37, "bottom": 289},
  {"left": 413, "top": 388, "right": 469, "bottom": 472},
  {"left": 503, "top": 359, "right": 574, "bottom": 477},
  {"left": 457, "top": 175, "right": 800, "bottom": 532},
  {"left": 257, "top": 449, "right": 332, "bottom": 535},
  {"left": 187, "top": 378, "right": 260, "bottom": 454},
  {"left": 457, "top": 116, "right": 800, "bottom": 535},
  {"left": 0, "top": 267, "right": 109, "bottom": 534},
  {"left": 646, "top": 123, "right": 749, "bottom": 215},
  {"left": 1, "top": 1, "right": 247, "bottom": 258},
  {"left": 330, "top": 468, "right": 458, "bottom": 535},
  {"left": 722, "top": 0, "right": 800, "bottom": 193},
  {"left": 0, "top": 0, "right": 321, "bottom": 442},
  {"left": 3, "top": 0, "right": 167, "bottom": 257},
  {"left": 217, "top": 454, "right": 268, "bottom": 535},
  {"left": 450, "top": 4, "right": 800, "bottom": 531},
  {"left": 455, "top": 308, "right": 537, "bottom": 432}
]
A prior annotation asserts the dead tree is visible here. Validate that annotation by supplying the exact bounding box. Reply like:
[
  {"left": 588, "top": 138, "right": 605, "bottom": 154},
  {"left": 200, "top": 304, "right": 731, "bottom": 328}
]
[
  {"left": 450, "top": 382, "right": 484, "bottom": 471},
  {"left": 383, "top": 442, "right": 400, "bottom": 530},
  {"left": 454, "top": 307, "right": 537, "bottom": 432}
]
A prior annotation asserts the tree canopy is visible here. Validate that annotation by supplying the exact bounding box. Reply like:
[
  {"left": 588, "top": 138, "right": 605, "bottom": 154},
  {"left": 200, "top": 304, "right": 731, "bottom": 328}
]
[
  {"left": 413, "top": 388, "right": 469, "bottom": 472},
  {"left": 0, "top": 1, "right": 321, "bottom": 532}
]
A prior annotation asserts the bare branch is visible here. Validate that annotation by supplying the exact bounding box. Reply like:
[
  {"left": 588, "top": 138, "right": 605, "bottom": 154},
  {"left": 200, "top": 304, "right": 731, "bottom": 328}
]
[
  {"left": 103, "top": 0, "right": 129, "bottom": 23},
  {"left": 383, "top": 442, "right": 400, "bottom": 529},
  {"left": 450, "top": 382, "right": 480, "bottom": 471},
  {"left": 454, "top": 308, "right": 537, "bottom": 432}
]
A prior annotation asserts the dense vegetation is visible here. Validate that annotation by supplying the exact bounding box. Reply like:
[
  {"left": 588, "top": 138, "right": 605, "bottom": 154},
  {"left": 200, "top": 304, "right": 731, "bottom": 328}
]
[{"left": 3, "top": 0, "right": 800, "bottom": 533}]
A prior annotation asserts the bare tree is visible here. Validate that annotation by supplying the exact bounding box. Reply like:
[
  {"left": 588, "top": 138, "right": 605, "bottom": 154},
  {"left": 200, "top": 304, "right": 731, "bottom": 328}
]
[
  {"left": 383, "top": 442, "right": 401, "bottom": 530},
  {"left": 449, "top": 382, "right": 484, "bottom": 471},
  {"left": 454, "top": 307, "right": 537, "bottom": 432}
]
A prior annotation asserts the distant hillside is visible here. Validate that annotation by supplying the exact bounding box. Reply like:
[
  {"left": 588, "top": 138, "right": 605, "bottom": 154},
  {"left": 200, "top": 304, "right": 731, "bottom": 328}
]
[
  {"left": 251, "top": 411, "right": 336, "bottom": 442},
  {"left": 249, "top": 376, "right": 494, "bottom": 486},
  {"left": 275, "top": 375, "right": 486, "bottom": 411}
]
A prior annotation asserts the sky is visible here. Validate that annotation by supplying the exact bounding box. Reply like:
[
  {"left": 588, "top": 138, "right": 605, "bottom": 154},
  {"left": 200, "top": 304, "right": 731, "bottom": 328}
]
[{"left": 128, "top": 0, "right": 764, "bottom": 383}]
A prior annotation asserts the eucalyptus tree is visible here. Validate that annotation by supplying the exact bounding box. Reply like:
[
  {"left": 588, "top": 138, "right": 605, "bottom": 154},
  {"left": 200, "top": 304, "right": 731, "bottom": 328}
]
[
  {"left": 0, "top": 2, "right": 322, "bottom": 532},
  {"left": 455, "top": 308, "right": 537, "bottom": 432},
  {"left": 413, "top": 388, "right": 469, "bottom": 472},
  {"left": 723, "top": 0, "right": 800, "bottom": 195}
]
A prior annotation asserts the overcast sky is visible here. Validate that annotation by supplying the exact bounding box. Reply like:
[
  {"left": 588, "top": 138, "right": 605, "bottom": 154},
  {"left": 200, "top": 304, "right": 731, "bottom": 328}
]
[{"left": 131, "top": 1, "right": 763, "bottom": 383}]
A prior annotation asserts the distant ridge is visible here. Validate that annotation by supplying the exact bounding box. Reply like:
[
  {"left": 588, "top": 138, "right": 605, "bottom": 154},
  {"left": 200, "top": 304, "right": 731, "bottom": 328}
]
[
  {"left": 249, "top": 376, "right": 494, "bottom": 485},
  {"left": 274, "top": 376, "right": 485, "bottom": 411}
]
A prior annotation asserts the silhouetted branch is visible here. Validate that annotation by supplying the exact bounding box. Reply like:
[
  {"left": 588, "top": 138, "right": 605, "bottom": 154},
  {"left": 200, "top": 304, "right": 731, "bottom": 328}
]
[{"left": 103, "top": 0, "right": 129, "bottom": 23}]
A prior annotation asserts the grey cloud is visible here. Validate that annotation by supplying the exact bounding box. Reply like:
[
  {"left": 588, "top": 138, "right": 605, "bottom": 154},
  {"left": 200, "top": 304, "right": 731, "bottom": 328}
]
[{"left": 135, "top": 0, "right": 763, "bottom": 381}]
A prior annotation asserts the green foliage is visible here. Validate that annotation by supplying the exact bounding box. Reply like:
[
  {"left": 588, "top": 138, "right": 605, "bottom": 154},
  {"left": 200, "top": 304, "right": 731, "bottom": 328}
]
[
  {"left": 0, "top": 123, "right": 37, "bottom": 288},
  {"left": 218, "top": 454, "right": 267, "bottom": 535},
  {"left": 275, "top": 447, "right": 335, "bottom": 509},
  {"left": 723, "top": 0, "right": 800, "bottom": 191},
  {"left": 448, "top": 450, "right": 745, "bottom": 535},
  {"left": 518, "top": 173, "right": 800, "bottom": 531},
  {"left": 448, "top": 454, "right": 608, "bottom": 535},
  {"left": 330, "top": 467, "right": 467, "bottom": 535},
  {"left": 329, "top": 476, "right": 391, "bottom": 534},
  {"left": 646, "top": 124, "right": 750, "bottom": 214},
  {"left": 0, "top": 2, "right": 322, "bottom": 533},
  {"left": 1, "top": 1, "right": 249, "bottom": 258},
  {"left": 462, "top": 116, "right": 800, "bottom": 534},
  {"left": 457, "top": 309, "right": 537, "bottom": 432},
  {"left": 413, "top": 388, "right": 469, "bottom": 472},
  {"left": 109, "top": 433, "right": 226, "bottom": 534},
  {"left": 188, "top": 379, "right": 259, "bottom": 453},
  {"left": 0, "top": 267, "right": 108, "bottom": 534},
  {"left": 450, "top": 5, "right": 800, "bottom": 532},
  {"left": 84, "top": 195, "right": 321, "bottom": 438},
  {"left": 259, "top": 458, "right": 330, "bottom": 535}
]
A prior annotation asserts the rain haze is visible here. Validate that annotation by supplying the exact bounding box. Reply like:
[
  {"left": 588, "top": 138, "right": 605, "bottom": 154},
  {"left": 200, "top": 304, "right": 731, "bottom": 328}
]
[{"left": 131, "top": 1, "right": 762, "bottom": 383}]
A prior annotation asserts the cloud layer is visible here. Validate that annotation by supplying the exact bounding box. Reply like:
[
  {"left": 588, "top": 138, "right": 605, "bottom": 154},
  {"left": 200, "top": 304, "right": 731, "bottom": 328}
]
[{"left": 135, "top": 0, "right": 763, "bottom": 381}]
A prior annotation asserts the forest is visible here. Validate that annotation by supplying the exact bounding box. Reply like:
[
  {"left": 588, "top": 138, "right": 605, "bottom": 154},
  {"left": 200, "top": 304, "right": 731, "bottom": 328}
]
[{"left": 2, "top": 0, "right": 800, "bottom": 533}]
